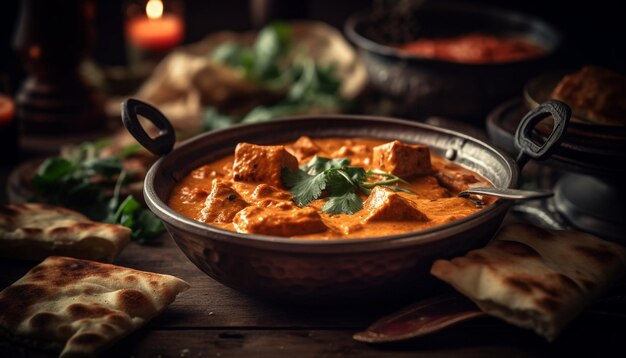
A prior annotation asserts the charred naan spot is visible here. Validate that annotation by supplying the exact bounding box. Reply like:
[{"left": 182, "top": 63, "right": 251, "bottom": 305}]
[
  {"left": 30, "top": 266, "right": 45, "bottom": 273},
  {"left": 20, "top": 227, "right": 43, "bottom": 235},
  {"left": 106, "top": 313, "right": 132, "bottom": 329},
  {"left": 464, "top": 252, "right": 493, "bottom": 268},
  {"left": 100, "top": 323, "right": 116, "bottom": 334},
  {"left": 551, "top": 273, "right": 580, "bottom": 292},
  {"left": 109, "top": 226, "right": 127, "bottom": 233},
  {"left": 117, "top": 289, "right": 153, "bottom": 315},
  {"left": 71, "top": 333, "right": 106, "bottom": 346},
  {"left": 580, "top": 278, "right": 597, "bottom": 291},
  {"left": 51, "top": 258, "right": 112, "bottom": 283},
  {"left": 83, "top": 287, "right": 96, "bottom": 295},
  {"left": 506, "top": 273, "right": 580, "bottom": 299},
  {"left": 67, "top": 303, "right": 114, "bottom": 318},
  {"left": 57, "top": 324, "right": 72, "bottom": 337},
  {"left": 49, "top": 227, "right": 70, "bottom": 235},
  {"left": 150, "top": 280, "right": 159, "bottom": 287},
  {"left": 535, "top": 297, "right": 561, "bottom": 312},
  {"left": 73, "top": 222, "right": 96, "bottom": 229},
  {"left": 124, "top": 275, "right": 137, "bottom": 282},
  {"left": 36, "top": 203, "right": 59, "bottom": 211},
  {"left": 505, "top": 277, "right": 533, "bottom": 293},
  {"left": 30, "top": 312, "right": 59, "bottom": 329},
  {"left": 495, "top": 240, "right": 540, "bottom": 257},
  {"left": 31, "top": 273, "right": 47, "bottom": 281},
  {"left": 574, "top": 245, "right": 616, "bottom": 265},
  {"left": 0, "top": 284, "right": 47, "bottom": 326},
  {"left": 0, "top": 206, "right": 19, "bottom": 216}
]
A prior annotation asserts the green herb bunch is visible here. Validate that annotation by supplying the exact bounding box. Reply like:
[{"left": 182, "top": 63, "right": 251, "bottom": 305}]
[
  {"left": 203, "top": 22, "right": 345, "bottom": 130},
  {"left": 282, "top": 156, "right": 412, "bottom": 215},
  {"left": 30, "top": 142, "right": 164, "bottom": 244}
]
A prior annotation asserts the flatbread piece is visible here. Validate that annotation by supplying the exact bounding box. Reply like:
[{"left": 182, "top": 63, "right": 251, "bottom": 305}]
[
  {"left": 431, "top": 224, "right": 626, "bottom": 341},
  {"left": 0, "top": 256, "right": 190, "bottom": 357},
  {"left": 0, "top": 204, "right": 131, "bottom": 262}
]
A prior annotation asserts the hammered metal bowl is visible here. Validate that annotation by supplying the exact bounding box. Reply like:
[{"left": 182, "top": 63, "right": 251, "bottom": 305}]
[
  {"left": 344, "top": 1, "right": 561, "bottom": 120},
  {"left": 122, "top": 100, "right": 569, "bottom": 303}
]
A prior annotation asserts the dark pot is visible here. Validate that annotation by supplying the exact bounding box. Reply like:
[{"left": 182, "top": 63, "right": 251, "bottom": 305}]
[
  {"left": 121, "top": 99, "right": 570, "bottom": 303},
  {"left": 344, "top": 1, "right": 562, "bottom": 121}
]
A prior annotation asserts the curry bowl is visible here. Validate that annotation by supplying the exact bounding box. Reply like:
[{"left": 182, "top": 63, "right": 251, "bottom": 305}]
[
  {"left": 344, "top": 1, "right": 561, "bottom": 120},
  {"left": 122, "top": 99, "right": 570, "bottom": 302}
]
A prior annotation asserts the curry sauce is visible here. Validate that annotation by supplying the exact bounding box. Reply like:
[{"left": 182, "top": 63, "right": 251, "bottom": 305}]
[
  {"left": 396, "top": 33, "right": 545, "bottom": 64},
  {"left": 168, "top": 137, "right": 493, "bottom": 239}
]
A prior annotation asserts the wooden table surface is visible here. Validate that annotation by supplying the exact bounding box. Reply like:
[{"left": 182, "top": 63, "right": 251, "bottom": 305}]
[{"left": 1, "top": 166, "right": 625, "bottom": 357}]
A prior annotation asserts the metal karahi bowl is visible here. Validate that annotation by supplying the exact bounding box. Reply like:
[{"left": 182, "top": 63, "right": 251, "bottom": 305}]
[
  {"left": 344, "top": 1, "right": 561, "bottom": 120},
  {"left": 122, "top": 99, "right": 570, "bottom": 303}
]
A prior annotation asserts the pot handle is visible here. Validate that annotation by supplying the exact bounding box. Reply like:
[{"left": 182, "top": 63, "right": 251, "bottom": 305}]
[
  {"left": 514, "top": 100, "right": 571, "bottom": 169},
  {"left": 121, "top": 98, "right": 176, "bottom": 156}
]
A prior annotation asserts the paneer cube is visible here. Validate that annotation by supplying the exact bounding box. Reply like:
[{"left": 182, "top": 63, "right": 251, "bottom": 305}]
[
  {"left": 233, "top": 206, "right": 327, "bottom": 237},
  {"left": 251, "top": 183, "right": 294, "bottom": 201},
  {"left": 232, "top": 143, "right": 298, "bottom": 187},
  {"left": 372, "top": 140, "right": 432, "bottom": 179},
  {"left": 286, "top": 136, "right": 320, "bottom": 161},
  {"left": 435, "top": 171, "right": 479, "bottom": 193},
  {"left": 198, "top": 180, "right": 248, "bottom": 223},
  {"left": 250, "top": 183, "right": 297, "bottom": 210},
  {"left": 363, "top": 187, "right": 428, "bottom": 222}
]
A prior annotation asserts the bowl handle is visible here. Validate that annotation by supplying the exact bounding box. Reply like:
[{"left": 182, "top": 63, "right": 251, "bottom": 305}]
[
  {"left": 121, "top": 98, "right": 176, "bottom": 156},
  {"left": 514, "top": 100, "right": 571, "bottom": 169}
]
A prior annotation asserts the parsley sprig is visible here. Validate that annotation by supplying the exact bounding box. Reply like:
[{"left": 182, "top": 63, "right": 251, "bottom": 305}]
[{"left": 281, "top": 156, "right": 412, "bottom": 215}]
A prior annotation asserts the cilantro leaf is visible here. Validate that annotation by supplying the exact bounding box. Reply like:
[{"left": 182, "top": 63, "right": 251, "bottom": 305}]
[
  {"left": 281, "top": 155, "right": 413, "bottom": 215},
  {"left": 324, "top": 169, "right": 355, "bottom": 196},
  {"left": 253, "top": 22, "right": 291, "bottom": 80},
  {"left": 107, "top": 195, "right": 164, "bottom": 244},
  {"left": 30, "top": 142, "right": 165, "bottom": 245},
  {"left": 344, "top": 166, "right": 367, "bottom": 183},
  {"left": 133, "top": 210, "right": 166, "bottom": 244},
  {"left": 203, "top": 22, "right": 346, "bottom": 131},
  {"left": 82, "top": 157, "right": 123, "bottom": 177},
  {"left": 322, "top": 192, "right": 363, "bottom": 215},
  {"left": 281, "top": 168, "right": 326, "bottom": 206},
  {"left": 300, "top": 156, "right": 350, "bottom": 175},
  {"left": 115, "top": 143, "right": 144, "bottom": 159},
  {"left": 33, "top": 157, "right": 74, "bottom": 183}
]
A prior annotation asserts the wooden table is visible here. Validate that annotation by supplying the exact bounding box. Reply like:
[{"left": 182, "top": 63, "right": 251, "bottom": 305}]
[{"left": 1, "top": 168, "right": 625, "bottom": 357}]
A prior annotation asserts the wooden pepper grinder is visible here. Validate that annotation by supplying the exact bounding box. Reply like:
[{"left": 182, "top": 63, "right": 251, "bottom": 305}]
[{"left": 13, "top": 0, "right": 106, "bottom": 136}]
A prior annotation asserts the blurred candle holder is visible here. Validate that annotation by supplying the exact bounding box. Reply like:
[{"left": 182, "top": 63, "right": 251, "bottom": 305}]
[
  {"left": 14, "top": 0, "right": 107, "bottom": 138},
  {"left": 124, "top": 0, "right": 185, "bottom": 73}
]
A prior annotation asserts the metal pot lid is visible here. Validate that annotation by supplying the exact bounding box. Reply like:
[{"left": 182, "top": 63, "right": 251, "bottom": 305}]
[{"left": 554, "top": 173, "right": 626, "bottom": 243}]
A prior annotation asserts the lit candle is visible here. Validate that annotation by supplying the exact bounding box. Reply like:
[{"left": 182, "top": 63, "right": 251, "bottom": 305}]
[
  {"left": 126, "top": 0, "right": 184, "bottom": 52},
  {"left": 0, "top": 95, "right": 15, "bottom": 126}
]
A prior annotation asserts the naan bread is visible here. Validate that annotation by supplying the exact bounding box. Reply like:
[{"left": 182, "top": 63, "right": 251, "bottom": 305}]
[
  {"left": 431, "top": 224, "right": 626, "bottom": 341},
  {"left": 0, "top": 256, "right": 190, "bottom": 357},
  {"left": 0, "top": 204, "right": 131, "bottom": 262}
]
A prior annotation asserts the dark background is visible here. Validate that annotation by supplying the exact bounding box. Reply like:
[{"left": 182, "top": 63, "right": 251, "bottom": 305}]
[{"left": 2, "top": 0, "right": 625, "bottom": 94}]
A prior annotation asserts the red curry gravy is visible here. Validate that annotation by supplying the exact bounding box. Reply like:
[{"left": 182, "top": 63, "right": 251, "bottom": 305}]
[
  {"left": 169, "top": 137, "right": 493, "bottom": 240},
  {"left": 396, "top": 33, "right": 545, "bottom": 64}
]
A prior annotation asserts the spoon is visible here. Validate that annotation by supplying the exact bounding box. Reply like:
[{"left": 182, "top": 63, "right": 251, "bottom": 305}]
[{"left": 458, "top": 187, "right": 553, "bottom": 201}]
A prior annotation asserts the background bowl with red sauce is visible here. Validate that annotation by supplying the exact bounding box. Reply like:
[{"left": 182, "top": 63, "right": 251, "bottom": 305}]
[{"left": 345, "top": 1, "right": 561, "bottom": 122}]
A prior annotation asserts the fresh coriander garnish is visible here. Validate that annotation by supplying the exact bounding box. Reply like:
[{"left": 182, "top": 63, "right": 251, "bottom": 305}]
[
  {"left": 31, "top": 142, "right": 164, "bottom": 244},
  {"left": 281, "top": 156, "right": 412, "bottom": 215},
  {"left": 203, "top": 22, "right": 345, "bottom": 130}
]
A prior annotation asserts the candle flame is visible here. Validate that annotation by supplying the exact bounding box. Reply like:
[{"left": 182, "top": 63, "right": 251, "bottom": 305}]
[{"left": 146, "top": 0, "right": 163, "bottom": 19}]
